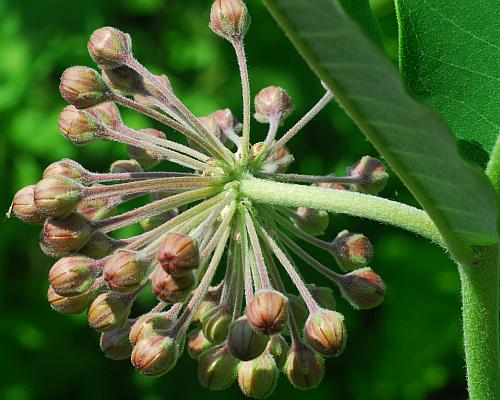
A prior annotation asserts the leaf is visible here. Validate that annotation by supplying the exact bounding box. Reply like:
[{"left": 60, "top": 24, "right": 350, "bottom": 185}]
[
  {"left": 395, "top": 0, "right": 500, "bottom": 158},
  {"left": 263, "top": 0, "right": 498, "bottom": 260}
]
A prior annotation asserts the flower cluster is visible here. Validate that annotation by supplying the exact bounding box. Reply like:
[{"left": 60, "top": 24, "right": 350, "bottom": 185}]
[{"left": 9, "top": 0, "right": 387, "bottom": 397}]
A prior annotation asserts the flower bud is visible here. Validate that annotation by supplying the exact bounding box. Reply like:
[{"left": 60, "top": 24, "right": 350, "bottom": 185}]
[
  {"left": 133, "top": 74, "right": 173, "bottom": 108},
  {"left": 129, "top": 312, "right": 172, "bottom": 346},
  {"left": 104, "top": 250, "right": 149, "bottom": 292},
  {"left": 209, "top": 0, "right": 250, "bottom": 41},
  {"left": 156, "top": 232, "right": 199, "bottom": 277},
  {"left": 285, "top": 344, "right": 325, "bottom": 390},
  {"left": 58, "top": 105, "right": 100, "bottom": 145},
  {"left": 197, "top": 344, "right": 238, "bottom": 390},
  {"left": 127, "top": 128, "right": 166, "bottom": 169},
  {"left": 90, "top": 101, "right": 122, "bottom": 129},
  {"left": 43, "top": 159, "right": 89, "bottom": 184},
  {"left": 59, "top": 66, "right": 109, "bottom": 109},
  {"left": 10, "top": 185, "right": 45, "bottom": 224},
  {"left": 293, "top": 207, "right": 329, "bottom": 237},
  {"left": 78, "top": 231, "right": 121, "bottom": 259},
  {"left": 193, "top": 289, "right": 220, "bottom": 323},
  {"left": 260, "top": 145, "right": 294, "bottom": 174},
  {"left": 307, "top": 284, "right": 336, "bottom": 310},
  {"left": 102, "top": 65, "right": 144, "bottom": 96},
  {"left": 200, "top": 116, "right": 226, "bottom": 143},
  {"left": 77, "top": 195, "right": 117, "bottom": 221},
  {"left": 187, "top": 328, "right": 214, "bottom": 359},
  {"left": 254, "top": 86, "right": 293, "bottom": 124},
  {"left": 265, "top": 334, "right": 289, "bottom": 370},
  {"left": 109, "top": 159, "right": 143, "bottom": 173},
  {"left": 339, "top": 267, "right": 385, "bottom": 309},
  {"left": 99, "top": 322, "right": 133, "bottom": 360},
  {"left": 34, "top": 176, "right": 83, "bottom": 217},
  {"left": 347, "top": 156, "right": 388, "bottom": 194},
  {"left": 87, "top": 27, "right": 132, "bottom": 68},
  {"left": 303, "top": 309, "right": 346, "bottom": 357},
  {"left": 201, "top": 305, "right": 231, "bottom": 344},
  {"left": 131, "top": 334, "right": 179, "bottom": 376},
  {"left": 87, "top": 291, "right": 131, "bottom": 332},
  {"left": 49, "top": 255, "right": 95, "bottom": 297},
  {"left": 140, "top": 209, "right": 178, "bottom": 231},
  {"left": 246, "top": 289, "right": 288, "bottom": 335},
  {"left": 41, "top": 213, "right": 93, "bottom": 257},
  {"left": 316, "top": 181, "right": 348, "bottom": 191},
  {"left": 331, "top": 230, "right": 373, "bottom": 271},
  {"left": 237, "top": 353, "right": 279, "bottom": 399},
  {"left": 210, "top": 108, "right": 242, "bottom": 135},
  {"left": 151, "top": 267, "right": 196, "bottom": 303},
  {"left": 227, "top": 316, "right": 269, "bottom": 361},
  {"left": 47, "top": 285, "right": 92, "bottom": 315}
]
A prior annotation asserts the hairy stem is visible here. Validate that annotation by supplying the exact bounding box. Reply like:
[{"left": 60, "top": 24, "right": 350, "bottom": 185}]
[{"left": 233, "top": 40, "right": 251, "bottom": 167}]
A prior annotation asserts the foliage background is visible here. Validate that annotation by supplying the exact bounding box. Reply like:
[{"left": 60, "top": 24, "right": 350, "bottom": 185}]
[{"left": 0, "top": 0, "right": 467, "bottom": 399}]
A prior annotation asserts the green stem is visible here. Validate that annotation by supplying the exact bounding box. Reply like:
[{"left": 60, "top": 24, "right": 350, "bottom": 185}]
[{"left": 240, "top": 176, "right": 443, "bottom": 245}]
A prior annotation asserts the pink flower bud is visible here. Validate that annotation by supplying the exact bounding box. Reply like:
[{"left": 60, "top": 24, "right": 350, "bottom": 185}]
[
  {"left": 339, "top": 267, "right": 386, "bottom": 309},
  {"left": 331, "top": 230, "right": 373, "bottom": 271},
  {"left": 347, "top": 156, "right": 388, "bottom": 195},
  {"left": 87, "top": 27, "right": 132, "bottom": 68},
  {"left": 254, "top": 86, "right": 293, "bottom": 124},
  {"left": 209, "top": 0, "right": 250, "bottom": 41},
  {"left": 156, "top": 232, "right": 200, "bottom": 277},
  {"left": 10, "top": 185, "right": 45, "bottom": 224},
  {"left": 59, "top": 66, "right": 109, "bottom": 109},
  {"left": 304, "top": 309, "right": 347, "bottom": 357},
  {"left": 49, "top": 255, "right": 96, "bottom": 297},
  {"left": 246, "top": 289, "right": 288, "bottom": 335}
]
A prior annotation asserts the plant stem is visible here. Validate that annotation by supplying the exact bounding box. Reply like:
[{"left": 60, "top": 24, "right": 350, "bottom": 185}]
[
  {"left": 240, "top": 176, "right": 443, "bottom": 245},
  {"left": 233, "top": 40, "right": 251, "bottom": 167}
]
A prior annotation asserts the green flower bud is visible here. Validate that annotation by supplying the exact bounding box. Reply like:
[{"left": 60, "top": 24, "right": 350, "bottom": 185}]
[
  {"left": 293, "top": 207, "right": 329, "bottom": 237},
  {"left": 201, "top": 305, "right": 231, "bottom": 345},
  {"left": 156, "top": 232, "right": 200, "bottom": 277},
  {"left": 331, "top": 230, "right": 373, "bottom": 271},
  {"left": 58, "top": 105, "right": 101, "bottom": 145},
  {"left": 131, "top": 335, "right": 179, "bottom": 377},
  {"left": 102, "top": 65, "right": 144, "bottom": 96},
  {"left": 265, "top": 334, "right": 289, "bottom": 370},
  {"left": 90, "top": 101, "right": 122, "bottom": 129},
  {"left": 109, "top": 159, "right": 143, "bottom": 174},
  {"left": 306, "top": 284, "right": 336, "bottom": 310},
  {"left": 347, "top": 156, "right": 388, "bottom": 195},
  {"left": 99, "top": 321, "right": 133, "bottom": 360},
  {"left": 140, "top": 209, "right": 178, "bottom": 231},
  {"left": 87, "top": 292, "right": 131, "bottom": 332},
  {"left": 103, "top": 250, "right": 149, "bottom": 292},
  {"left": 76, "top": 194, "right": 117, "bottom": 221},
  {"left": 10, "top": 185, "right": 45, "bottom": 224},
  {"left": 285, "top": 344, "right": 325, "bottom": 390},
  {"left": 43, "top": 159, "right": 89, "bottom": 184},
  {"left": 49, "top": 255, "right": 96, "bottom": 297},
  {"left": 41, "top": 213, "right": 93, "bottom": 257},
  {"left": 34, "top": 176, "right": 83, "bottom": 217},
  {"left": 246, "top": 289, "right": 288, "bottom": 335},
  {"left": 237, "top": 353, "right": 279, "bottom": 399},
  {"left": 339, "top": 267, "right": 385, "bottom": 309},
  {"left": 47, "top": 285, "right": 93, "bottom": 315},
  {"left": 87, "top": 27, "right": 132, "bottom": 69},
  {"left": 227, "top": 316, "right": 269, "bottom": 361},
  {"left": 78, "top": 231, "right": 121, "bottom": 259},
  {"left": 303, "top": 309, "right": 346, "bottom": 357},
  {"left": 151, "top": 267, "right": 196, "bottom": 303},
  {"left": 209, "top": 0, "right": 250, "bottom": 41},
  {"left": 129, "top": 312, "right": 172, "bottom": 346},
  {"left": 193, "top": 287, "right": 221, "bottom": 323},
  {"left": 187, "top": 328, "right": 214, "bottom": 359},
  {"left": 127, "top": 128, "right": 166, "bottom": 169},
  {"left": 254, "top": 86, "right": 293, "bottom": 124},
  {"left": 197, "top": 344, "right": 238, "bottom": 390},
  {"left": 59, "top": 66, "right": 109, "bottom": 109}
]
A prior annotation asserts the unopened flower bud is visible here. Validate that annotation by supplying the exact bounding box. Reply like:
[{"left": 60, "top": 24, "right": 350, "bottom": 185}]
[
  {"left": 34, "top": 176, "right": 83, "bottom": 217},
  {"left": 58, "top": 105, "right": 101, "bottom": 145},
  {"left": 156, "top": 232, "right": 199, "bottom": 277},
  {"left": 77, "top": 195, "right": 117, "bottom": 221},
  {"left": 193, "top": 287, "right": 221, "bottom": 323},
  {"left": 261, "top": 145, "right": 294, "bottom": 174},
  {"left": 78, "top": 231, "right": 121, "bottom": 259},
  {"left": 131, "top": 334, "right": 179, "bottom": 376},
  {"left": 246, "top": 289, "right": 288, "bottom": 335},
  {"left": 201, "top": 305, "right": 231, "bottom": 344},
  {"left": 140, "top": 209, "right": 178, "bottom": 231},
  {"left": 209, "top": 0, "right": 250, "bottom": 41},
  {"left": 127, "top": 128, "right": 166, "bottom": 169},
  {"left": 198, "top": 115, "right": 226, "bottom": 144},
  {"left": 43, "top": 159, "right": 89, "bottom": 184},
  {"left": 254, "top": 86, "right": 293, "bottom": 124},
  {"left": 129, "top": 312, "right": 172, "bottom": 346},
  {"left": 102, "top": 65, "right": 144, "bottom": 96},
  {"left": 49, "top": 255, "right": 95, "bottom": 297},
  {"left": 10, "top": 185, "right": 45, "bottom": 224},
  {"left": 285, "top": 344, "right": 325, "bottom": 390},
  {"left": 99, "top": 322, "right": 133, "bottom": 360},
  {"left": 59, "top": 66, "right": 109, "bottom": 109},
  {"left": 104, "top": 250, "right": 149, "bottom": 292},
  {"left": 187, "top": 328, "right": 214, "bottom": 359},
  {"left": 89, "top": 101, "right": 122, "bottom": 129},
  {"left": 293, "top": 207, "right": 329, "bottom": 237},
  {"left": 210, "top": 108, "right": 242, "bottom": 135},
  {"left": 237, "top": 353, "right": 279, "bottom": 399},
  {"left": 331, "top": 230, "right": 373, "bottom": 271},
  {"left": 307, "top": 284, "right": 336, "bottom": 310},
  {"left": 87, "top": 27, "right": 132, "bottom": 68},
  {"left": 227, "top": 316, "right": 269, "bottom": 361},
  {"left": 304, "top": 309, "right": 346, "bottom": 357},
  {"left": 47, "top": 285, "right": 93, "bottom": 315},
  {"left": 109, "top": 159, "right": 143, "bottom": 173},
  {"left": 197, "top": 344, "right": 238, "bottom": 390},
  {"left": 88, "top": 291, "right": 131, "bottom": 332},
  {"left": 339, "top": 267, "right": 385, "bottom": 309},
  {"left": 347, "top": 156, "right": 388, "bottom": 194},
  {"left": 41, "top": 213, "right": 93, "bottom": 257},
  {"left": 151, "top": 267, "right": 196, "bottom": 303},
  {"left": 265, "top": 334, "right": 289, "bottom": 370},
  {"left": 316, "top": 181, "right": 348, "bottom": 191}
]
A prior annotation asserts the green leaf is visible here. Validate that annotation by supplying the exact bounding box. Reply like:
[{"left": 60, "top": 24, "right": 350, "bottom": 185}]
[
  {"left": 395, "top": 0, "right": 500, "bottom": 159},
  {"left": 263, "top": 0, "right": 498, "bottom": 261}
]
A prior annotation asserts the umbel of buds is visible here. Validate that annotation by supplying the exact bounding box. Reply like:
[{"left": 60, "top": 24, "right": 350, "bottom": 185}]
[{"left": 9, "top": 1, "right": 391, "bottom": 396}]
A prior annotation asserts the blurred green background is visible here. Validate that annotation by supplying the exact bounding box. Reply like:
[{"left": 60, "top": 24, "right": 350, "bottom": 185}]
[{"left": 0, "top": 0, "right": 467, "bottom": 399}]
